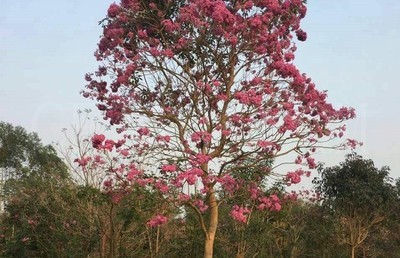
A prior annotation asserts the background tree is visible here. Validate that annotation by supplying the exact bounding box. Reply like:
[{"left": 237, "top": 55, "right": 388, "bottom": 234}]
[
  {"left": 314, "top": 153, "right": 397, "bottom": 258},
  {"left": 83, "top": 1, "right": 357, "bottom": 256},
  {"left": 0, "top": 121, "right": 68, "bottom": 211}
]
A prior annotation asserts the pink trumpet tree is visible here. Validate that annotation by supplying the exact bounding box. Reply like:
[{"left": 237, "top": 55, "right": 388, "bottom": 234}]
[{"left": 83, "top": 1, "right": 357, "bottom": 257}]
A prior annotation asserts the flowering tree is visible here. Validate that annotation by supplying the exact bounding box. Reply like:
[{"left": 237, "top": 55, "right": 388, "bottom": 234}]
[{"left": 83, "top": 1, "right": 356, "bottom": 257}]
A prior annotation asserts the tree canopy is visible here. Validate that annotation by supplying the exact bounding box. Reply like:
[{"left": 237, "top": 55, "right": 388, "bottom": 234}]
[
  {"left": 314, "top": 153, "right": 397, "bottom": 258},
  {"left": 0, "top": 122, "right": 68, "bottom": 181}
]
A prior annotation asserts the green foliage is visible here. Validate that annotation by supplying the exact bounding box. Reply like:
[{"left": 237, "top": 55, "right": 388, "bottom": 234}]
[
  {"left": 0, "top": 122, "right": 68, "bottom": 180},
  {"left": 314, "top": 152, "right": 395, "bottom": 215},
  {"left": 313, "top": 153, "right": 398, "bottom": 258}
]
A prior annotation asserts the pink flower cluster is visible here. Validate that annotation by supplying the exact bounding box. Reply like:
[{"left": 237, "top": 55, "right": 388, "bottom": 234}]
[
  {"left": 154, "top": 180, "right": 169, "bottom": 194},
  {"left": 234, "top": 89, "right": 262, "bottom": 106},
  {"left": 74, "top": 156, "right": 91, "bottom": 167},
  {"left": 194, "top": 199, "right": 209, "bottom": 213},
  {"left": 156, "top": 135, "right": 171, "bottom": 143},
  {"left": 147, "top": 215, "right": 168, "bottom": 228},
  {"left": 217, "top": 174, "right": 238, "bottom": 194},
  {"left": 258, "top": 194, "right": 281, "bottom": 212},
  {"left": 190, "top": 154, "right": 211, "bottom": 166},
  {"left": 230, "top": 205, "right": 250, "bottom": 223},
  {"left": 191, "top": 131, "right": 212, "bottom": 143},
  {"left": 285, "top": 169, "right": 308, "bottom": 186},
  {"left": 126, "top": 165, "right": 142, "bottom": 181},
  {"left": 257, "top": 140, "right": 273, "bottom": 148},
  {"left": 161, "top": 164, "right": 177, "bottom": 173},
  {"left": 173, "top": 167, "right": 203, "bottom": 186},
  {"left": 91, "top": 134, "right": 116, "bottom": 151},
  {"left": 137, "top": 127, "right": 150, "bottom": 136},
  {"left": 91, "top": 134, "right": 105, "bottom": 148}
]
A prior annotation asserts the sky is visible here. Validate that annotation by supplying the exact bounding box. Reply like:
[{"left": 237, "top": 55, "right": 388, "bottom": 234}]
[{"left": 1, "top": 1, "right": 399, "bottom": 182}]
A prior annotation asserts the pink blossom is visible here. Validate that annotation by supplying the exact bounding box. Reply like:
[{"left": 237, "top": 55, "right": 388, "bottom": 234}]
[
  {"left": 212, "top": 80, "right": 221, "bottom": 87},
  {"left": 102, "top": 139, "right": 115, "bottom": 151},
  {"left": 249, "top": 186, "right": 259, "bottom": 200},
  {"left": 285, "top": 192, "right": 298, "bottom": 201},
  {"left": 347, "top": 139, "right": 360, "bottom": 149},
  {"left": 115, "top": 139, "right": 126, "bottom": 148},
  {"left": 149, "top": 47, "right": 161, "bottom": 56},
  {"left": 270, "top": 194, "right": 279, "bottom": 202},
  {"left": 217, "top": 174, "right": 238, "bottom": 194},
  {"left": 178, "top": 193, "right": 190, "bottom": 202},
  {"left": 74, "top": 156, "right": 91, "bottom": 167},
  {"left": 176, "top": 167, "right": 203, "bottom": 185},
  {"left": 161, "top": 164, "right": 177, "bottom": 172},
  {"left": 296, "top": 29, "right": 307, "bottom": 41},
  {"left": 194, "top": 199, "right": 208, "bottom": 213},
  {"left": 230, "top": 205, "right": 250, "bottom": 223},
  {"left": 107, "top": 3, "right": 120, "bottom": 18},
  {"left": 257, "top": 140, "right": 273, "bottom": 148},
  {"left": 192, "top": 153, "right": 211, "bottom": 165},
  {"left": 162, "top": 49, "right": 175, "bottom": 58},
  {"left": 156, "top": 135, "right": 171, "bottom": 142},
  {"left": 249, "top": 16, "right": 262, "bottom": 28},
  {"left": 111, "top": 193, "right": 123, "bottom": 204},
  {"left": 221, "top": 130, "right": 231, "bottom": 136},
  {"left": 148, "top": 2, "right": 156, "bottom": 9},
  {"left": 234, "top": 91, "right": 251, "bottom": 105},
  {"left": 191, "top": 131, "right": 212, "bottom": 143},
  {"left": 306, "top": 157, "right": 317, "bottom": 169},
  {"left": 136, "top": 178, "right": 153, "bottom": 186},
  {"left": 258, "top": 195, "right": 281, "bottom": 212},
  {"left": 137, "top": 127, "right": 150, "bottom": 136},
  {"left": 230, "top": 114, "right": 241, "bottom": 123},
  {"left": 161, "top": 19, "right": 178, "bottom": 33},
  {"left": 286, "top": 170, "right": 304, "bottom": 185},
  {"left": 199, "top": 117, "right": 208, "bottom": 124},
  {"left": 216, "top": 94, "right": 228, "bottom": 102},
  {"left": 127, "top": 166, "right": 141, "bottom": 181},
  {"left": 91, "top": 134, "right": 105, "bottom": 148},
  {"left": 155, "top": 180, "right": 169, "bottom": 194},
  {"left": 272, "top": 202, "right": 281, "bottom": 211},
  {"left": 282, "top": 115, "right": 298, "bottom": 131},
  {"left": 147, "top": 215, "right": 168, "bottom": 228},
  {"left": 103, "top": 179, "right": 112, "bottom": 188},
  {"left": 137, "top": 29, "right": 148, "bottom": 39},
  {"left": 120, "top": 149, "right": 129, "bottom": 156},
  {"left": 250, "top": 76, "right": 262, "bottom": 85}
]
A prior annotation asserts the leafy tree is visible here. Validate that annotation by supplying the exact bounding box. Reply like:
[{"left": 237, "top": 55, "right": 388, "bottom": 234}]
[
  {"left": 0, "top": 122, "right": 67, "bottom": 179},
  {"left": 0, "top": 122, "right": 68, "bottom": 211},
  {"left": 300, "top": 203, "right": 346, "bottom": 258},
  {"left": 314, "top": 153, "right": 397, "bottom": 258},
  {"left": 83, "top": 1, "right": 356, "bottom": 256}
]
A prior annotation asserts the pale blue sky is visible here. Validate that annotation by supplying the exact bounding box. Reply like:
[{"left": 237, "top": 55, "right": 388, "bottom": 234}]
[{"left": 1, "top": 1, "right": 399, "bottom": 180}]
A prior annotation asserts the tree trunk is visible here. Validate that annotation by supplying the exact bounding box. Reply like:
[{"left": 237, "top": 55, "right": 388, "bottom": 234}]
[
  {"left": 351, "top": 246, "right": 355, "bottom": 258},
  {"left": 203, "top": 189, "right": 218, "bottom": 258},
  {"left": 204, "top": 238, "right": 215, "bottom": 258}
]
